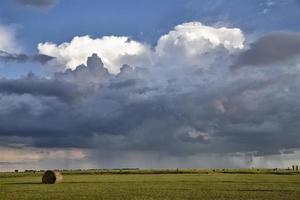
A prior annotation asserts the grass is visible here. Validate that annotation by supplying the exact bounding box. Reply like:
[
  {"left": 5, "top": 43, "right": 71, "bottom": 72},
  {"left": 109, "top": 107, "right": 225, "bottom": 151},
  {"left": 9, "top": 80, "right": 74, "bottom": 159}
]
[{"left": 0, "top": 169, "right": 300, "bottom": 200}]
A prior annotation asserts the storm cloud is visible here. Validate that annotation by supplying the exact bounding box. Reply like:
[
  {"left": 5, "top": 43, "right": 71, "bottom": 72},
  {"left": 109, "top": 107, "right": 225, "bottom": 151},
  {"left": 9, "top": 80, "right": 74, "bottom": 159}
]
[
  {"left": 1, "top": 23, "right": 300, "bottom": 169},
  {"left": 233, "top": 32, "right": 300, "bottom": 67}
]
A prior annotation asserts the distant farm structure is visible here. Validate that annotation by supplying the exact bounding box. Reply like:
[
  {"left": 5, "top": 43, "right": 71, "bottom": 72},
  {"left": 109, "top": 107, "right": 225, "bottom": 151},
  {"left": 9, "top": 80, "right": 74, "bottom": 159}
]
[{"left": 291, "top": 165, "right": 299, "bottom": 171}]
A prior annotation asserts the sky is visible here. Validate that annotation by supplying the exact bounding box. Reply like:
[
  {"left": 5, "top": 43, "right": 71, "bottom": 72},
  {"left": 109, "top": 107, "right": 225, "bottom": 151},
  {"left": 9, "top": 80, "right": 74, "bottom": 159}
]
[{"left": 1, "top": 0, "right": 300, "bottom": 171}]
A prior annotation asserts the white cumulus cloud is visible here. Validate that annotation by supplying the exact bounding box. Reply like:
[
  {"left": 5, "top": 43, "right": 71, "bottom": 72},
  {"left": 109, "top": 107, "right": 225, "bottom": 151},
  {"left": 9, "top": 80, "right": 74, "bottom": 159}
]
[
  {"left": 38, "top": 22, "right": 245, "bottom": 73},
  {"left": 155, "top": 22, "right": 244, "bottom": 67},
  {"left": 38, "top": 35, "right": 152, "bottom": 74}
]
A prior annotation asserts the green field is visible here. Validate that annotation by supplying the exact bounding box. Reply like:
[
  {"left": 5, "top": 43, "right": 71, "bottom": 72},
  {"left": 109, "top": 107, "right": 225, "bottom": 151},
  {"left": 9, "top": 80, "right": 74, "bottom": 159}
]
[{"left": 1, "top": 169, "right": 300, "bottom": 200}]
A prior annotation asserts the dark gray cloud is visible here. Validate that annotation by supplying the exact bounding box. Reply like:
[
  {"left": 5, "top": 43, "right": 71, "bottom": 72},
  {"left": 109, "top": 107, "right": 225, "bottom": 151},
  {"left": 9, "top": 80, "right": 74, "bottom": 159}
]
[
  {"left": 1, "top": 52, "right": 300, "bottom": 168},
  {"left": 15, "top": 0, "right": 57, "bottom": 7},
  {"left": 0, "top": 50, "right": 28, "bottom": 63},
  {"left": 0, "top": 75, "right": 84, "bottom": 103},
  {"left": 0, "top": 50, "right": 54, "bottom": 65},
  {"left": 33, "top": 54, "right": 55, "bottom": 64},
  {"left": 233, "top": 32, "right": 300, "bottom": 68}
]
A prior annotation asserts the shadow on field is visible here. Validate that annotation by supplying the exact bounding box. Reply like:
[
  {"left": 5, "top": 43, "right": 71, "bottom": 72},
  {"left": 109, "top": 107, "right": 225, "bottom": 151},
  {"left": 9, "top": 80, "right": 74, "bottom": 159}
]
[
  {"left": 4, "top": 182, "right": 42, "bottom": 185},
  {"left": 4, "top": 181, "right": 113, "bottom": 185}
]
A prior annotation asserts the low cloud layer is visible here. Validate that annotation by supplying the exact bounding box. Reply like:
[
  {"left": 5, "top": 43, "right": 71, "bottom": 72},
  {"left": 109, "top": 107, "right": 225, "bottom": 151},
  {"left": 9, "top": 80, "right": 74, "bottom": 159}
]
[
  {"left": 0, "top": 50, "right": 54, "bottom": 64},
  {"left": 14, "top": 0, "right": 57, "bottom": 8},
  {"left": 1, "top": 22, "right": 300, "bottom": 169}
]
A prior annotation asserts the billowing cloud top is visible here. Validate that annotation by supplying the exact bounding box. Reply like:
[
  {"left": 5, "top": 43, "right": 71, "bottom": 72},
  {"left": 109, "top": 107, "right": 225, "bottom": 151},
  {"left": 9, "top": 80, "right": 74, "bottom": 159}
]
[
  {"left": 38, "top": 22, "right": 244, "bottom": 73},
  {"left": 38, "top": 36, "right": 152, "bottom": 74},
  {"left": 1, "top": 21, "right": 300, "bottom": 170},
  {"left": 156, "top": 22, "right": 244, "bottom": 67}
]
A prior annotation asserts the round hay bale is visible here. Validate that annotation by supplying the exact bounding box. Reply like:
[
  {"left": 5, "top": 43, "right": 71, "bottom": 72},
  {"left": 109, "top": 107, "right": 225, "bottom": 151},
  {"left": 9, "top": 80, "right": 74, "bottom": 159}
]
[{"left": 42, "top": 170, "right": 63, "bottom": 184}]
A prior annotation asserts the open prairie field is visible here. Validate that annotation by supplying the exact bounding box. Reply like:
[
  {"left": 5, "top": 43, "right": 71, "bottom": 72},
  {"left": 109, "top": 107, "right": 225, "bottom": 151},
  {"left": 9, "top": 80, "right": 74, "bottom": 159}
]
[{"left": 1, "top": 169, "right": 300, "bottom": 200}]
